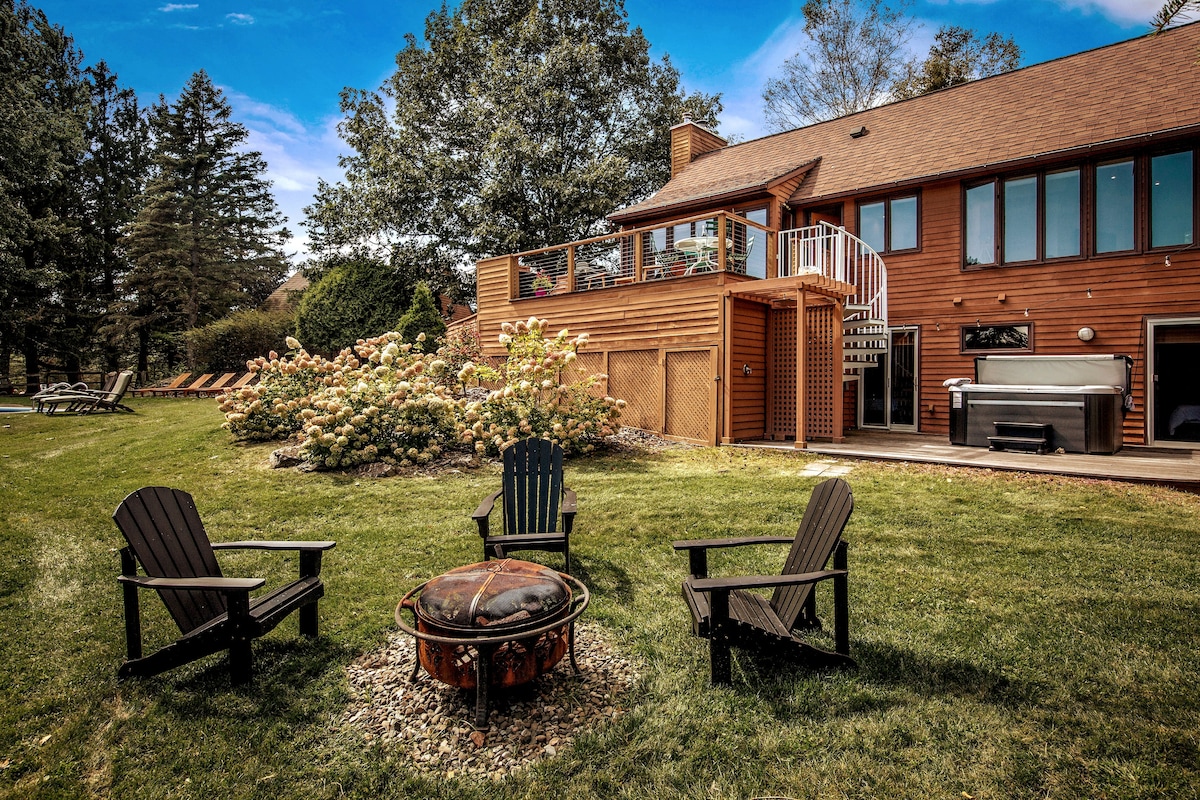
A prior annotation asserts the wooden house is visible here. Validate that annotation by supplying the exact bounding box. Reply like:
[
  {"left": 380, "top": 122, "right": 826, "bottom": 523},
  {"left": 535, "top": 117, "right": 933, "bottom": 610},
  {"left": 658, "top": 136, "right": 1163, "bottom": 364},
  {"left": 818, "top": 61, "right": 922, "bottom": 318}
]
[{"left": 472, "top": 22, "right": 1200, "bottom": 449}]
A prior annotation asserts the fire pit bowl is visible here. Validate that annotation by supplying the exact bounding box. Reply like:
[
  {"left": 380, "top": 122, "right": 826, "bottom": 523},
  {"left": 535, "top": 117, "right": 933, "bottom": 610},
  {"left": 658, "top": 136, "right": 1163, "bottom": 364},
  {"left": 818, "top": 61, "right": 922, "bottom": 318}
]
[{"left": 396, "top": 559, "right": 590, "bottom": 727}]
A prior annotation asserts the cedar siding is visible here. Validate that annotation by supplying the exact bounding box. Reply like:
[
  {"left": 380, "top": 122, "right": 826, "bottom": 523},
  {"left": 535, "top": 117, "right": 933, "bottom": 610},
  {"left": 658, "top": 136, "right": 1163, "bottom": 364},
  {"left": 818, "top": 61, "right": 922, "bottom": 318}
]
[{"left": 474, "top": 23, "right": 1200, "bottom": 449}]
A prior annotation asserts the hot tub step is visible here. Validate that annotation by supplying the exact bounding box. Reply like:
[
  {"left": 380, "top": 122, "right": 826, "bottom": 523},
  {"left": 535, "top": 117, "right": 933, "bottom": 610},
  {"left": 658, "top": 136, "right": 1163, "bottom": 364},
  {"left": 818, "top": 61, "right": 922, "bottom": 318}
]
[{"left": 989, "top": 422, "right": 1052, "bottom": 454}]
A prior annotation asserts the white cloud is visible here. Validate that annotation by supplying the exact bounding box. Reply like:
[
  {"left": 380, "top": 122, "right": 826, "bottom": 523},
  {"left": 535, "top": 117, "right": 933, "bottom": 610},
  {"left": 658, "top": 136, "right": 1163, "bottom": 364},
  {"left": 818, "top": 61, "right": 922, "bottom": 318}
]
[
  {"left": 159, "top": 3, "right": 198, "bottom": 11},
  {"left": 1051, "top": 0, "right": 1163, "bottom": 24},
  {"left": 226, "top": 12, "right": 255, "bottom": 25}
]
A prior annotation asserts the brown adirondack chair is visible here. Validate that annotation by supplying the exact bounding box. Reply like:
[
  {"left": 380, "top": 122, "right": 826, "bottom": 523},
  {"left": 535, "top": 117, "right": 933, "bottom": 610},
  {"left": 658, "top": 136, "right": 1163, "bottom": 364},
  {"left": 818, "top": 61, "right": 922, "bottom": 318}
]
[
  {"left": 131, "top": 372, "right": 191, "bottom": 397},
  {"left": 113, "top": 487, "right": 335, "bottom": 683},
  {"left": 472, "top": 439, "right": 577, "bottom": 573},
  {"left": 673, "top": 477, "right": 855, "bottom": 685}
]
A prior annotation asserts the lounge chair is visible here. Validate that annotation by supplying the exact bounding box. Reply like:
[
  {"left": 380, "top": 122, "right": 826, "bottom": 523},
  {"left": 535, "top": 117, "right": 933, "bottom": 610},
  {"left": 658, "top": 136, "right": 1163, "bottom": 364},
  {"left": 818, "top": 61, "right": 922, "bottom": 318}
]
[
  {"left": 168, "top": 373, "right": 215, "bottom": 396},
  {"left": 131, "top": 372, "right": 191, "bottom": 397},
  {"left": 673, "top": 477, "right": 855, "bottom": 685},
  {"left": 472, "top": 439, "right": 577, "bottom": 573},
  {"left": 36, "top": 371, "right": 134, "bottom": 415},
  {"left": 113, "top": 487, "right": 335, "bottom": 683},
  {"left": 194, "top": 371, "right": 255, "bottom": 397},
  {"left": 188, "top": 372, "right": 235, "bottom": 397}
]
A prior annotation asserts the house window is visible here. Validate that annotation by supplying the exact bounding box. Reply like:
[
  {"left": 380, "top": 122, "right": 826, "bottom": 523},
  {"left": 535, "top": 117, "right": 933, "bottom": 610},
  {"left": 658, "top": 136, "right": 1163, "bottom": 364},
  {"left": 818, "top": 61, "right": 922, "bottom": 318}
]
[
  {"left": 965, "top": 184, "right": 995, "bottom": 265},
  {"left": 1044, "top": 169, "right": 1081, "bottom": 259},
  {"left": 1151, "top": 150, "right": 1194, "bottom": 248},
  {"left": 858, "top": 194, "right": 918, "bottom": 253},
  {"left": 1095, "top": 159, "right": 1134, "bottom": 254},
  {"left": 961, "top": 324, "right": 1031, "bottom": 352},
  {"left": 1003, "top": 176, "right": 1037, "bottom": 263}
]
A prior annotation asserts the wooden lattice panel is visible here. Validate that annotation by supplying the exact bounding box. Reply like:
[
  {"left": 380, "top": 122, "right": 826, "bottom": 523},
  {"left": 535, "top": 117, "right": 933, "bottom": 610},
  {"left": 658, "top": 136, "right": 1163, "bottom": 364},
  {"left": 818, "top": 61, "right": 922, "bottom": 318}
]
[
  {"left": 664, "top": 350, "right": 712, "bottom": 443},
  {"left": 573, "top": 351, "right": 607, "bottom": 397},
  {"left": 805, "top": 305, "right": 837, "bottom": 439},
  {"left": 607, "top": 350, "right": 660, "bottom": 431},
  {"left": 770, "top": 308, "right": 797, "bottom": 439}
]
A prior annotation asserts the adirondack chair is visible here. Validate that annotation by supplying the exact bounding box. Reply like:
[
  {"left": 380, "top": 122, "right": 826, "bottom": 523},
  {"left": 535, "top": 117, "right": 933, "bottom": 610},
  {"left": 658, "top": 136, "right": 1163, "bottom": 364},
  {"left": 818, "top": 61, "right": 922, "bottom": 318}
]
[
  {"left": 472, "top": 439, "right": 577, "bottom": 573},
  {"left": 673, "top": 477, "right": 855, "bottom": 685},
  {"left": 36, "top": 371, "right": 134, "bottom": 414},
  {"left": 131, "top": 372, "right": 191, "bottom": 397},
  {"left": 113, "top": 487, "right": 336, "bottom": 683}
]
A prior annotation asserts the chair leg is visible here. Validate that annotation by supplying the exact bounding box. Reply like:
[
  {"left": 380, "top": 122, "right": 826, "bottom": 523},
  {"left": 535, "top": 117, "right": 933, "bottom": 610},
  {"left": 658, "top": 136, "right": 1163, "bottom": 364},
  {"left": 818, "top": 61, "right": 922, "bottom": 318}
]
[
  {"left": 710, "top": 638, "right": 732, "bottom": 686},
  {"left": 229, "top": 639, "right": 253, "bottom": 684},
  {"left": 299, "top": 602, "right": 318, "bottom": 637}
]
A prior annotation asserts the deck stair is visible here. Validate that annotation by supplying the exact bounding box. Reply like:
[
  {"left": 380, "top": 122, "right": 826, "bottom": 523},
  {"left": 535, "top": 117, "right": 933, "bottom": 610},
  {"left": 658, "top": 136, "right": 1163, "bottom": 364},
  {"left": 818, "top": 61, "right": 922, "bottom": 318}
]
[
  {"left": 988, "top": 422, "right": 1053, "bottom": 454},
  {"left": 778, "top": 223, "right": 889, "bottom": 382}
]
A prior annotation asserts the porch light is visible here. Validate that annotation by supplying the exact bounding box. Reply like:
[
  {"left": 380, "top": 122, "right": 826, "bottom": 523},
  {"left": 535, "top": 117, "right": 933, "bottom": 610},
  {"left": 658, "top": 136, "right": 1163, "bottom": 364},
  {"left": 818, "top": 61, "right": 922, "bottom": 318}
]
[{"left": 1078, "top": 326, "right": 1096, "bottom": 342}]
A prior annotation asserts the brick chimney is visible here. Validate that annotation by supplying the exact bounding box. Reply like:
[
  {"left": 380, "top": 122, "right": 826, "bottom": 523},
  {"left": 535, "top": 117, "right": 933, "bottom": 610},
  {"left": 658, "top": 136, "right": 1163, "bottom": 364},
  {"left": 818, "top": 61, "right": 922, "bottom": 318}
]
[{"left": 670, "top": 112, "right": 727, "bottom": 177}]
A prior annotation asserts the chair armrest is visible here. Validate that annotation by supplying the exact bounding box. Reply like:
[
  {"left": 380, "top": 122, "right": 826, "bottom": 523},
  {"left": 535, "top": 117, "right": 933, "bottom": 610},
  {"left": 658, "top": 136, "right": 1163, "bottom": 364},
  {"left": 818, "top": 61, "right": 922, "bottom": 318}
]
[
  {"left": 473, "top": 489, "right": 503, "bottom": 537},
  {"left": 688, "top": 569, "right": 846, "bottom": 593},
  {"left": 673, "top": 536, "right": 795, "bottom": 578},
  {"left": 211, "top": 541, "right": 336, "bottom": 551},
  {"left": 672, "top": 535, "right": 795, "bottom": 551},
  {"left": 118, "top": 575, "right": 266, "bottom": 591},
  {"left": 561, "top": 487, "right": 577, "bottom": 516}
]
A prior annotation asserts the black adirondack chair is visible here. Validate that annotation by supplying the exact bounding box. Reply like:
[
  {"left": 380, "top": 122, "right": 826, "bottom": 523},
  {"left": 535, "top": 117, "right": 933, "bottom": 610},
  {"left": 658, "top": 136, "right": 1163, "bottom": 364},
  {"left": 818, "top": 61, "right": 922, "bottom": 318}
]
[
  {"left": 673, "top": 477, "right": 855, "bottom": 685},
  {"left": 472, "top": 439, "right": 577, "bottom": 573},
  {"left": 112, "top": 487, "right": 335, "bottom": 683}
]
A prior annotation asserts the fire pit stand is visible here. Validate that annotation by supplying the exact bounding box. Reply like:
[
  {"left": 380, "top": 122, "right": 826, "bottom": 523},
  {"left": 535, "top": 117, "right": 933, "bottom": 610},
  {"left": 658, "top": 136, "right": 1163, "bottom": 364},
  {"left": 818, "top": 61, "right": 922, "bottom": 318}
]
[{"left": 395, "top": 560, "right": 590, "bottom": 728}]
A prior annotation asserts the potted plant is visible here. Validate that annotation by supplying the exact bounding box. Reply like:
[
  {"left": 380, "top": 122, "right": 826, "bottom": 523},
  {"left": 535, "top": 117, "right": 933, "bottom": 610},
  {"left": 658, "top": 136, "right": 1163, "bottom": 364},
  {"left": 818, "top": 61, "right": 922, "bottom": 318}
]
[{"left": 532, "top": 272, "right": 553, "bottom": 296}]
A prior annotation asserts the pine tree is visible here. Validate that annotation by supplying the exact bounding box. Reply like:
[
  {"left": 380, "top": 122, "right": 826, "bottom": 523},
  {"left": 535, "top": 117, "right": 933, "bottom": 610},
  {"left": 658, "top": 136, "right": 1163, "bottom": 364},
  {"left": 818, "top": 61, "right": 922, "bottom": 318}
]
[
  {"left": 397, "top": 282, "right": 447, "bottom": 345},
  {"left": 125, "top": 70, "right": 289, "bottom": 368}
]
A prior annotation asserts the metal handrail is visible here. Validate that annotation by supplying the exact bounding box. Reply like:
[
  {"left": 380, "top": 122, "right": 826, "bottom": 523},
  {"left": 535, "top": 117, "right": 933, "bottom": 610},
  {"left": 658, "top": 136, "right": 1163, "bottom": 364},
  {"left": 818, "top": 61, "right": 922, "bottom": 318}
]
[{"left": 778, "top": 222, "right": 888, "bottom": 325}]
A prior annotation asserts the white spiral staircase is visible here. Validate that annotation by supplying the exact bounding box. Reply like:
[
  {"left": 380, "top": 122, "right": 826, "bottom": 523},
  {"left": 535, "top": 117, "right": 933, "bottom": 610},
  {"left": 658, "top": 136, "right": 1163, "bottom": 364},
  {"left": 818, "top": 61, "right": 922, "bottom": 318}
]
[{"left": 778, "top": 222, "right": 889, "bottom": 381}]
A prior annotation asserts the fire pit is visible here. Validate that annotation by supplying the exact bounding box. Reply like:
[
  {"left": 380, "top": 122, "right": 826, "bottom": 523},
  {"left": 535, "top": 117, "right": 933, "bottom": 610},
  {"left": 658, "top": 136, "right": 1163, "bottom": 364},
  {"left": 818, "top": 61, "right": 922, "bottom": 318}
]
[{"left": 395, "top": 559, "right": 590, "bottom": 728}]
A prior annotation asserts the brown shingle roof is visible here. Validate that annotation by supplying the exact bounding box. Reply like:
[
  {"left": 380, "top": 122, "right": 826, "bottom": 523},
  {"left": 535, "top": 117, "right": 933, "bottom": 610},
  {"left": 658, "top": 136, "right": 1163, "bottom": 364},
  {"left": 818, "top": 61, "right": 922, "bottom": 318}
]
[{"left": 614, "top": 22, "right": 1200, "bottom": 221}]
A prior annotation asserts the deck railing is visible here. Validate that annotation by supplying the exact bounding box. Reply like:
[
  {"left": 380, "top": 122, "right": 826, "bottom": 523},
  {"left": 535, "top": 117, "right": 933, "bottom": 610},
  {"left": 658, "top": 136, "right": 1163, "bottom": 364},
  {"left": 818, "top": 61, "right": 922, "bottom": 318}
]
[
  {"left": 508, "top": 212, "right": 775, "bottom": 300},
  {"left": 778, "top": 222, "right": 888, "bottom": 324}
]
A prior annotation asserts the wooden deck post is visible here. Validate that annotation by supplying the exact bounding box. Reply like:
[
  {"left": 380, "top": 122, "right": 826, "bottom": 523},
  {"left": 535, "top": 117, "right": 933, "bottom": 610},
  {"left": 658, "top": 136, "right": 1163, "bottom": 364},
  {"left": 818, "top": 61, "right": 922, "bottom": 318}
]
[
  {"left": 795, "top": 288, "right": 808, "bottom": 449},
  {"left": 832, "top": 298, "right": 845, "bottom": 443}
]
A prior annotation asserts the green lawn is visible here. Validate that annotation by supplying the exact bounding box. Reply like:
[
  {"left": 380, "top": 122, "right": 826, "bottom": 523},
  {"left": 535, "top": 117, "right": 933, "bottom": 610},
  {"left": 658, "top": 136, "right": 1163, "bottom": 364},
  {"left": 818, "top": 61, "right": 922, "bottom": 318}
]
[{"left": 1, "top": 398, "right": 1198, "bottom": 799}]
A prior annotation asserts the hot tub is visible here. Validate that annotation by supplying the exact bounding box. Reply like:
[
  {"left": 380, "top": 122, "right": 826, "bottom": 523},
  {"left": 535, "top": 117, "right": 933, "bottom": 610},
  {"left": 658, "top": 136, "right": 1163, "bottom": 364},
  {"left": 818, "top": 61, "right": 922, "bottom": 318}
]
[{"left": 947, "top": 355, "right": 1131, "bottom": 454}]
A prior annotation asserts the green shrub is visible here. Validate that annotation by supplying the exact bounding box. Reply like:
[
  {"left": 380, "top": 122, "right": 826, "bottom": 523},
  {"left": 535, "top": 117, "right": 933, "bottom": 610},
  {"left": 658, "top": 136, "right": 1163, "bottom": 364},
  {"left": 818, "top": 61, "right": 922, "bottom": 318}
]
[
  {"left": 294, "top": 257, "right": 412, "bottom": 356},
  {"left": 184, "top": 310, "right": 296, "bottom": 374},
  {"left": 396, "top": 282, "right": 446, "bottom": 344}
]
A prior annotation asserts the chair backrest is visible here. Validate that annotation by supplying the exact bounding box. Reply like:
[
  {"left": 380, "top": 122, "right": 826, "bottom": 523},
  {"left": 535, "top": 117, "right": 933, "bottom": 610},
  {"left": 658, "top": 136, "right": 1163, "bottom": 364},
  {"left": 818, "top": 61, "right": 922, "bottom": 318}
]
[
  {"left": 100, "top": 371, "right": 133, "bottom": 403},
  {"left": 112, "top": 487, "right": 226, "bottom": 634},
  {"left": 770, "top": 478, "right": 854, "bottom": 630},
  {"left": 501, "top": 439, "right": 564, "bottom": 536}
]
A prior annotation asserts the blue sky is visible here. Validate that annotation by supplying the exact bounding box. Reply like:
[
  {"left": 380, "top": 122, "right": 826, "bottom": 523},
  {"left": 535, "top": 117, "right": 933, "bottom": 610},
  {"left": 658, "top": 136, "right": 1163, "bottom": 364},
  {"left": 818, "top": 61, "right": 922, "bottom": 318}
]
[{"left": 34, "top": 0, "right": 1166, "bottom": 261}]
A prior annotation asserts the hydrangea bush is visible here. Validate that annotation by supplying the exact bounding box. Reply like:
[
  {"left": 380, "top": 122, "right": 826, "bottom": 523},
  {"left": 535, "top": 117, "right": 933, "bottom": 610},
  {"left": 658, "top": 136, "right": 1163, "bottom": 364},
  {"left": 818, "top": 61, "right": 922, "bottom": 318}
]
[
  {"left": 220, "top": 319, "right": 624, "bottom": 468},
  {"left": 463, "top": 317, "right": 624, "bottom": 456}
]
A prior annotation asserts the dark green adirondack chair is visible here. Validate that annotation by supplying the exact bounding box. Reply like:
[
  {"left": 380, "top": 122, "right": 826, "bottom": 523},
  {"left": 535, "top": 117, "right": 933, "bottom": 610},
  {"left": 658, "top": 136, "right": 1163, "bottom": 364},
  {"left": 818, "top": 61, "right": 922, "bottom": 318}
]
[{"left": 472, "top": 439, "right": 577, "bottom": 573}]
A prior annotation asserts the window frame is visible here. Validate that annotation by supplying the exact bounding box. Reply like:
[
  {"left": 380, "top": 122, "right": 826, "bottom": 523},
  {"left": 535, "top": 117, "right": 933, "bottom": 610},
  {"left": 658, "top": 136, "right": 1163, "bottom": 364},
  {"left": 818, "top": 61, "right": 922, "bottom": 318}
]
[
  {"left": 959, "top": 323, "right": 1034, "bottom": 354},
  {"left": 961, "top": 145, "right": 1198, "bottom": 270},
  {"left": 856, "top": 192, "right": 921, "bottom": 254}
]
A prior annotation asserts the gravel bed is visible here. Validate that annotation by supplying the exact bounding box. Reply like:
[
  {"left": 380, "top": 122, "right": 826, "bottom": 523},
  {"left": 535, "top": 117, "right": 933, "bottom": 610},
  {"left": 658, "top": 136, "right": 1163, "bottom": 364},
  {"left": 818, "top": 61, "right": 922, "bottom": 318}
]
[{"left": 341, "top": 623, "right": 638, "bottom": 780}]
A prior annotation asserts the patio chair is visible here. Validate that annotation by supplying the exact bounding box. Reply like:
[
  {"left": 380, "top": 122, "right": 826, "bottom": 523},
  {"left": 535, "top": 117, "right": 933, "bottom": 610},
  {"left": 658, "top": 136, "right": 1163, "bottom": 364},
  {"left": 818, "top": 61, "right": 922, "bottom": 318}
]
[
  {"left": 36, "top": 371, "right": 134, "bottom": 415},
  {"left": 112, "top": 486, "right": 336, "bottom": 683},
  {"left": 673, "top": 477, "right": 855, "bottom": 685},
  {"left": 168, "top": 373, "right": 215, "bottom": 396},
  {"left": 196, "top": 371, "right": 256, "bottom": 397},
  {"left": 472, "top": 439, "right": 577, "bottom": 573},
  {"left": 131, "top": 372, "right": 191, "bottom": 397},
  {"left": 730, "top": 236, "right": 755, "bottom": 274}
]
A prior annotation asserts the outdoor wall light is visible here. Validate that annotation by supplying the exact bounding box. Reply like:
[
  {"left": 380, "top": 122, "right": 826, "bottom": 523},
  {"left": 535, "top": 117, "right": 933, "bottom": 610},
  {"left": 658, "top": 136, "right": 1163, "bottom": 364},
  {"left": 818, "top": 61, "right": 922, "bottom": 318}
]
[{"left": 1078, "top": 326, "right": 1096, "bottom": 342}]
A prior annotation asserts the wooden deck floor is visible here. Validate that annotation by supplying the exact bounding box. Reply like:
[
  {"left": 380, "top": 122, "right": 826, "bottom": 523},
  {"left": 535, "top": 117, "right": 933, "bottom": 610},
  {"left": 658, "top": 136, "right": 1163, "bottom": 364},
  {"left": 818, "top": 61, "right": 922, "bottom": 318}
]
[{"left": 731, "top": 431, "right": 1200, "bottom": 493}]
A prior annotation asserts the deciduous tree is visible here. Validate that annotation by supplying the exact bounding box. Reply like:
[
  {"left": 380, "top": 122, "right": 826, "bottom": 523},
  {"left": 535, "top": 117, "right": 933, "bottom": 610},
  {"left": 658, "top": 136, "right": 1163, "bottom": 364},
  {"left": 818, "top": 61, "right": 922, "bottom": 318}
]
[
  {"left": 762, "top": 0, "right": 915, "bottom": 131},
  {"left": 305, "top": 0, "right": 719, "bottom": 304}
]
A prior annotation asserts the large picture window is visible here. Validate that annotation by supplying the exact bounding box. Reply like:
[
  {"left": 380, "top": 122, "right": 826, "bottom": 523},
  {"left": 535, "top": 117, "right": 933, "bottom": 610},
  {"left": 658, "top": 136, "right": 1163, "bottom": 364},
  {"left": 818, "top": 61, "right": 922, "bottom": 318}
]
[
  {"left": 1095, "top": 159, "right": 1134, "bottom": 254},
  {"left": 858, "top": 194, "right": 918, "bottom": 254},
  {"left": 965, "top": 184, "right": 995, "bottom": 265}
]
